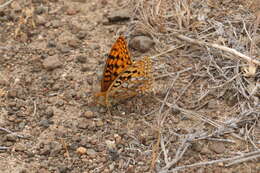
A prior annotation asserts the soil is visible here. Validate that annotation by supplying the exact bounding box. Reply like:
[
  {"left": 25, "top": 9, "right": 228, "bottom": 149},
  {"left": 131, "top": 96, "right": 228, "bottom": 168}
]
[{"left": 0, "top": 0, "right": 259, "bottom": 173}]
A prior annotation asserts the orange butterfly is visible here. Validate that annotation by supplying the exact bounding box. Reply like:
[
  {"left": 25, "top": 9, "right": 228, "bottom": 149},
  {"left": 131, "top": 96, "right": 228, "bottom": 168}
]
[{"left": 95, "top": 36, "right": 153, "bottom": 106}]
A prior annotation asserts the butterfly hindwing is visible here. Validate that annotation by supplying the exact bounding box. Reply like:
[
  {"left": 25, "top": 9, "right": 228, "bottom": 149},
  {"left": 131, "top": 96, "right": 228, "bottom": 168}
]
[{"left": 106, "top": 56, "right": 153, "bottom": 105}]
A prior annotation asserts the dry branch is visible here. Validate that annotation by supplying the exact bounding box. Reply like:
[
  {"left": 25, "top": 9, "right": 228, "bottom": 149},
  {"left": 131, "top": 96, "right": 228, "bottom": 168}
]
[
  {"left": 151, "top": 73, "right": 181, "bottom": 171},
  {"left": 160, "top": 138, "right": 191, "bottom": 172},
  {"left": 171, "top": 33, "right": 260, "bottom": 66},
  {"left": 167, "top": 150, "right": 260, "bottom": 172},
  {"left": 0, "top": 0, "right": 14, "bottom": 9},
  {"left": 0, "top": 146, "right": 9, "bottom": 150},
  {"left": 0, "top": 127, "right": 26, "bottom": 138}
]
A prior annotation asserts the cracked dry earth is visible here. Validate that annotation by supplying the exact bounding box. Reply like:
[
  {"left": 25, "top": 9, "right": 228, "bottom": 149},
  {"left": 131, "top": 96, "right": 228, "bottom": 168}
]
[{"left": 0, "top": 0, "right": 259, "bottom": 173}]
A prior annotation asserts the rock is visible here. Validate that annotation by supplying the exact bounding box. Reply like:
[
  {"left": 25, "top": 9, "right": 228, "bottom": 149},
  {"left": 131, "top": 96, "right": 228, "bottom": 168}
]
[
  {"left": 107, "top": 9, "right": 131, "bottom": 23},
  {"left": 95, "top": 119, "right": 104, "bottom": 127},
  {"left": 66, "top": 7, "right": 79, "bottom": 15},
  {"left": 76, "top": 55, "right": 87, "bottom": 63},
  {"left": 68, "top": 39, "right": 80, "bottom": 48},
  {"left": 51, "top": 20, "right": 62, "bottom": 28},
  {"left": 65, "top": 75, "right": 74, "bottom": 81},
  {"left": 196, "top": 168, "right": 205, "bottom": 173},
  {"left": 71, "top": 0, "right": 86, "bottom": 2},
  {"left": 80, "top": 64, "right": 89, "bottom": 72},
  {"left": 57, "top": 31, "right": 76, "bottom": 45},
  {"left": 200, "top": 146, "right": 211, "bottom": 155},
  {"left": 58, "top": 165, "right": 69, "bottom": 173},
  {"left": 47, "top": 40, "right": 56, "bottom": 48},
  {"left": 114, "top": 134, "right": 122, "bottom": 144},
  {"left": 76, "top": 147, "right": 87, "bottom": 155},
  {"left": 43, "top": 55, "right": 62, "bottom": 70},
  {"left": 106, "top": 140, "right": 119, "bottom": 160},
  {"left": 209, "top": 142, "right": 225, "bottom": 154},
  {"left": 129, "top": 36, "right": 155, "bottom": 53},
  {"left": 37, "top": 168, "right": 51, "bottom": 173},
  {"left": 47, "top": 50, "right": 56, "bottom": 56},
  {"left": 7, "top": 88, "right": 18, "bottom": 98},
  {"left": 86, "top": 148, "right": 97, "bottom": 158},
  {"left": 6, "top": 134, "right": 17, "bottom": 142},
  {"left": 78, "top": 119, "right": 91, "bottom": 129},
  {"left": 36, "top": 15, "right": 47, "bottom": 26},
  {"left": 101, "top": 0, "right": 108, "bottom": 6},
  {"left": 50, "top": 141, "right": 62, "bottom": 156},
  {"left": 109, "top": 163, "right": 115, "bottom": 171},
  {"left": 106, "top": 140, "right": 116, "bottom": 151},
  {"left": 59, "top": 46, "right": 71, "bottom": 53},
  {"left": 18, "top": 169, "right": 27, "bottom": 173},
  {"left": 103, "top": 169, "right": 110, "bottom": 173},
  {"left": 191, "top": 142, "right": 203, "bottom": 152},
  {"left": 56, "top": 100, "right": 64, "bottom": 107},
  {"left": 83, "top": 111, "right": 95, "bottom": 118},
  {"left": 0, "top": 78, "right": 8, "bottom": 86},
  {"left": 79, "top": 137, "right": 90, "bottom": 146},
  {"left": 18, "top": 122, "right": 26, "bottom": 129},
  {"left": 39, "top": 119, "right": 51, "bottom": 128},
  {"left": 28, "top": 40, "right": 47, "bottom": 50},
  {"left": 11, "top": 1, "right": 22, "bottom": 12},
  {"left": 14, "top": 143, "right": 26, "bottom": 151},
  {"left": 45, "top": 107, "right": 54, "bottom": 118},
  {"left": 76, "top": 31, "right": 87, "bottom": 40},
  {"left": 35, "top": 6, "right": 47, "bottom": 15},
  {"left": 4, "top": 141, "right": 13, "bottom": 147},
  {"left": 32, "top": 0, "right": 43, "bottom": 3},
  {"left": 45, "top": 21, "right": 51, "bottom": 27},
  {"left": 39, "top": 144, "right": 51, "bottom": 155}
]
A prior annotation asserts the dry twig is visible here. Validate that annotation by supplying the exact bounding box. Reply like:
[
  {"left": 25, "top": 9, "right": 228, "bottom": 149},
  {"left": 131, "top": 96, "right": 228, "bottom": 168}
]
[
  {"left": 0, "top": 146, "right": 9, "bottom": 150},
  {"left": 0, "top": 127, "right": 26, "bottom": 138},
  {"left": 171, "top": 32, "right": 260, "bottom": 66},
  {"left": 151, "top": 72, "right": 180, "bottom": 171},
  {"left": 159, "top": 137, "right": 191, "bottom": 172},
  {"left": 167, "top": 150, "right": 260, "bottom": 172},
  {"left": 0, "top": 0, "right": 14, "bottom": 9}
]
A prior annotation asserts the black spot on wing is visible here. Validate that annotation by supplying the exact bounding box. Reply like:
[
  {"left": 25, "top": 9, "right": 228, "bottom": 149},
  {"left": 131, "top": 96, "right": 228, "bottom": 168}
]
[
  {"left": 127, "top": 75, "right": 131, "bottom": 80},
  {"left": 113, "top": 80, "right": 122, "bottom": 87},
  {"left": 124, "top": 70, "right": 132, "bottom": 74},
  {"left": 132, "top": 69, "right": 138, "bottom": 73},
  {"left": 114, "top": 63, "right": 119, "bottom": 68},
  {"left": 105, "top": 71, "right": 119, "bottom": 78},
  {"left": 108, "top": 54, "right": 116, "bottom": 60}
]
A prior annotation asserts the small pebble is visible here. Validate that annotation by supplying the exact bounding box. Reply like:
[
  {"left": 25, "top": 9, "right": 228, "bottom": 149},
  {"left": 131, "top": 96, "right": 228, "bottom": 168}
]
[{"left": 76, "top": 147, "right": 87, "bottom": 155}]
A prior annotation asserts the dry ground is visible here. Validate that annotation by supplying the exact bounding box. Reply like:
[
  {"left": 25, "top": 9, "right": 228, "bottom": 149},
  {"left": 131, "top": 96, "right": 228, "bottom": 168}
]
[{"left": 0, "top": 0, "right": 259, "bottom": 173}]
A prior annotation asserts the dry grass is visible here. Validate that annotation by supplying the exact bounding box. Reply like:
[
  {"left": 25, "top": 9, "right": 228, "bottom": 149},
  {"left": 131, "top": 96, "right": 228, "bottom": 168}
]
[{"left": 125, "top": 0, "right": 259, "bottom": 172}]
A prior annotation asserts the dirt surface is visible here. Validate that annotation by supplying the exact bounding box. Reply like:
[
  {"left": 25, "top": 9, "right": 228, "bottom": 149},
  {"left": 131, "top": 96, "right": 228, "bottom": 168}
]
[{"left": 0, "top": 0, "right": 259, "bottom": 173}]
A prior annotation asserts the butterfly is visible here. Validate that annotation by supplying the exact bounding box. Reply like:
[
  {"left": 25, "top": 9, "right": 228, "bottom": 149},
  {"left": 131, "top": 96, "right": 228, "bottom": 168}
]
[{"left": 95, "top": 36, "right": 153, "bottom": 107}]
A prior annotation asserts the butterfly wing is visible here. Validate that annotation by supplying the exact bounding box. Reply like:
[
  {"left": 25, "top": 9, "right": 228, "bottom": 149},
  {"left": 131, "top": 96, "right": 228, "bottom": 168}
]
[
  {"left": 101, "top": 36, "right": 132, "bottom": 92},
  {"left": 106, "top": 56, "right": 153, "bottom": 105}
]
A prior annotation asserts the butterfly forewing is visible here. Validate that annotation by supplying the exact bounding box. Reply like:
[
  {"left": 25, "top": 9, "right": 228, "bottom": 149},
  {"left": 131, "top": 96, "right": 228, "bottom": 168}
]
[{"left": 101, "top": 36, "right": 132, "bottom": 92}]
